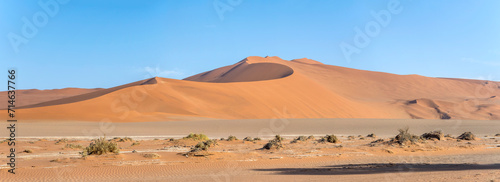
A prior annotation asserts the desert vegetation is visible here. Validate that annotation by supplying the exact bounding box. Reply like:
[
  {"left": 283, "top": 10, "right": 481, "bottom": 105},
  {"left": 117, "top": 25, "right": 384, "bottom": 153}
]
[{"left": 82, "top": 137, "right": 119, "bottom": 156}]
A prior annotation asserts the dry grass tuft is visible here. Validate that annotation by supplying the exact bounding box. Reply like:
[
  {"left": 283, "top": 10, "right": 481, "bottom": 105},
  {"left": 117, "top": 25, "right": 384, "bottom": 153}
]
[{"left": 143, "top": 153, "right": 161, "bottom": 159}]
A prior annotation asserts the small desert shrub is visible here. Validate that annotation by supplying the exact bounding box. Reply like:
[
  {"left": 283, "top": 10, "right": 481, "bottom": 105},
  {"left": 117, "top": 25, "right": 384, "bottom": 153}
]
[
  {"left": 55, "top": 138, "right": 68, "bottom": 144},
  {"left": 274, "top": 135, "right": 284, "bottom": 142},
  {"left": 143, "top": 153, "right": 161, "bottom": 159},
  {"left": 347, "top": 136, "right": 355, "bottom": 140},
  {"left": 291, "top": 136, "right": 307, "bottom": 143},
  {"left": 220, "top": 138, "right": 225, "bottom": 141},
  {"left": 445, "top": 134, "right": 452, "bottom": 138},
  {"left": 263, "top": 136, "right": 284, "bottom": 150},
  {"left": 458, "top": 132, "right": 476, "bottom": 140},
  {"left": 65, "top": 144, "right": 83, "bottom": 149},
  {"left": 321, "top": 135, "right": 340, "bottom": 143},
  {"left": 23, "top": 149, "right": 33, "bottom": 153},
  {"left": 367, "top": 133, "right": 376, "bottom": 138},
  {"left": 82, "top": 137, "right": 119, "bottom": 156},
  {"left": 243, "top": 136, "right": 254, "bottom": 142},
  {"left": 154, "top": 138, "right": 159, "bottom": 141},
  {"left": 393, "top": 128, "right": 422, "bottom": 145},
  {"left": 184, "top": 133, "right": 209, "bottom": 141},
  {"left": 131, "top": 142, "right": 140, "bottom": 146},
  {"left": 495, "top": 134, "right": 500, "bottom": 137},
  {"left": 227, "top": 135, "right": 238, "bottom": 141},
  {"left": 253, "top": 137, "right": 262, "bottom": 141},
  {"left": 307, "top": 135, "right": 315, "bottom": 140},
  {"left": 189, "top": 139, "right": 218, "bottom": 153},
  {"left": 421, "top": 130, "right": 444, "bottom": 140}
]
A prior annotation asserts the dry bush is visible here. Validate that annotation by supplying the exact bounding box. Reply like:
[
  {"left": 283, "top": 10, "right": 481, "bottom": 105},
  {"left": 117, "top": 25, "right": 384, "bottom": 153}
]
[
  {"left": 82, "top": 137, "right": 119, "bottom": 156},
  {"left": 321, "top": 134, "right": 340, "bottom": 143},
  {"left": 291, "top": 136, "right": 308, "bottom": 143},
  {"left": 458, "top": 132, "right": 476, "bottom": 140},
  {"left": 187, "top": 139, "right": 218, "bottom": 155},
  {"left": 367, "top": 133, "right": 376, "bottom": 138},
  {"left": 263, "top": 135, "right": 285, "bottom": 150},
  {"left": 183, "top": 133, "right": 209, "bottom": 141},
  {"left": 393, "top": 127, "right": 422, "bottom": 145},
  {"left": 243, "top": 136, "right": 254, "bottom": 142},
  {"left": 421, "top": 130, "right": 444, "bottom": 140},
  {"left": 23, "top": 149, "right": 33, "bottom": 153},
  {"left": 226, "top": 135, "right": 238, "bottom": 141}
]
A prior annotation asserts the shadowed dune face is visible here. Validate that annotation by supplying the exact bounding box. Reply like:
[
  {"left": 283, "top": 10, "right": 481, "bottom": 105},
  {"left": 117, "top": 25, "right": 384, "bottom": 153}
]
[
  {"left": 2, "top": 56, "right": 500, "bottom": 122},
  {"left": 0, "top": 88, "right": 101, "bottom": 109}
]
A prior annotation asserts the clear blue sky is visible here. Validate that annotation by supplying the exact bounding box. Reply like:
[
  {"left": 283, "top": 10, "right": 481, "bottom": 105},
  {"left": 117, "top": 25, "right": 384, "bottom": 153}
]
[{"left": 1, "top": 0, "right": 499, "bottom": 90}]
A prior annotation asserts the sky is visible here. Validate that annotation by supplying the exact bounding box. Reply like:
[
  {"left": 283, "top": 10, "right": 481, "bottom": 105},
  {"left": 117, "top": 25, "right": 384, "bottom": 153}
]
[{"left": 1, "top": 0, "right": 499, "bottom": 90}]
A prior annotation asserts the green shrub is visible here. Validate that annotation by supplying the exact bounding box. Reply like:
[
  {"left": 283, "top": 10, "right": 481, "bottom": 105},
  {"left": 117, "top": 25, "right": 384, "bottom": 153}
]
[{"left": 82, "top": 137, "right": 119, "bottom": 156}]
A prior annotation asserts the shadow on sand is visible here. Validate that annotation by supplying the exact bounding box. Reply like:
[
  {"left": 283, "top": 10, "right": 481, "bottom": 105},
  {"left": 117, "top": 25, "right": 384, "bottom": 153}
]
[{"left": 253, "top": 163, "right": 500, "bottom": 175}]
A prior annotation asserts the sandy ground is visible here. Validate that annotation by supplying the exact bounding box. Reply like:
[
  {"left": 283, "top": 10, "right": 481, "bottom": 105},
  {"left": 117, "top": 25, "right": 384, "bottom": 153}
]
[
  {"left": 1, "top": 119, "right": 499, "bottom": 181},
  {"left": 12, "top": 118, "right": 500, "bottom": 139},
  {"left": 0, "top": 134, "right": 499, "bottom": 181}
]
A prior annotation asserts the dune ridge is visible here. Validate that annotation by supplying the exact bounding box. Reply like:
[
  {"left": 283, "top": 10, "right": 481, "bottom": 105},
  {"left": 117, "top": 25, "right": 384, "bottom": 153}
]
[{"left": 2, "top": 56, "right": 499, "bottom": 122}]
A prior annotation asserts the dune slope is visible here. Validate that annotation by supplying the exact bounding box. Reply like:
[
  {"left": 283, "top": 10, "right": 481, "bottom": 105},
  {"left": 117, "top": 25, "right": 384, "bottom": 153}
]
[{"left": 2, "top": 56, "right": 499, "bottom": 122}]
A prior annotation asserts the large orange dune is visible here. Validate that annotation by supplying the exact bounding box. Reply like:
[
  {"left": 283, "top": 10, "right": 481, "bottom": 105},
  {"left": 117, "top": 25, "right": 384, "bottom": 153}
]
[{"left": 2, "top": 56, "right": 499, "bottom": 122}]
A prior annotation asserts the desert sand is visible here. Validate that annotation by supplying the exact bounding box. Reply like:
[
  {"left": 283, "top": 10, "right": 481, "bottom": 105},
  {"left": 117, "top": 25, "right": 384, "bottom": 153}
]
[
  {"left": 1, "top": 56, "right": 499, "bottom": 181},
  {"left": 1, "top": 128, "right": 499, "bottom": 181},
  {"left": 1, "top": 56, "right": 499, "bottom": 122}
]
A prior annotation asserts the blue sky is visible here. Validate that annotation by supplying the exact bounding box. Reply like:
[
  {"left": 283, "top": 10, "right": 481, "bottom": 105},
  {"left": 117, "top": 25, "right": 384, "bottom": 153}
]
[{"left": 1, "top": 0, "right": 499, "bottom": 90}]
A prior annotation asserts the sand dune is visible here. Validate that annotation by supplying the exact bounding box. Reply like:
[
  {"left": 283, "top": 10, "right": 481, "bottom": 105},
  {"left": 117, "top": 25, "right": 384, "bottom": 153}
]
[
  {"left": 0, "top": 88, "right": 101, "bottom": 109},
  {"left": 1, "top": 56, "right": 499, "bottom": 122}
]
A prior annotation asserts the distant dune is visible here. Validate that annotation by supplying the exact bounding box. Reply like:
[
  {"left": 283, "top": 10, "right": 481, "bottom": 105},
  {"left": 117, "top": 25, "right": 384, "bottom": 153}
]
[{"left": 2, "top": 56, "right": 499, "bottom": 122}]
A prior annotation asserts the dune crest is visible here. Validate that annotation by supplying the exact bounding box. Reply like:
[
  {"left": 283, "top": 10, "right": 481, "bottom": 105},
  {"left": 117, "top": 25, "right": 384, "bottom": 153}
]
[{"left": 2, "top": 56, "right": 499, "bottom": 122}]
